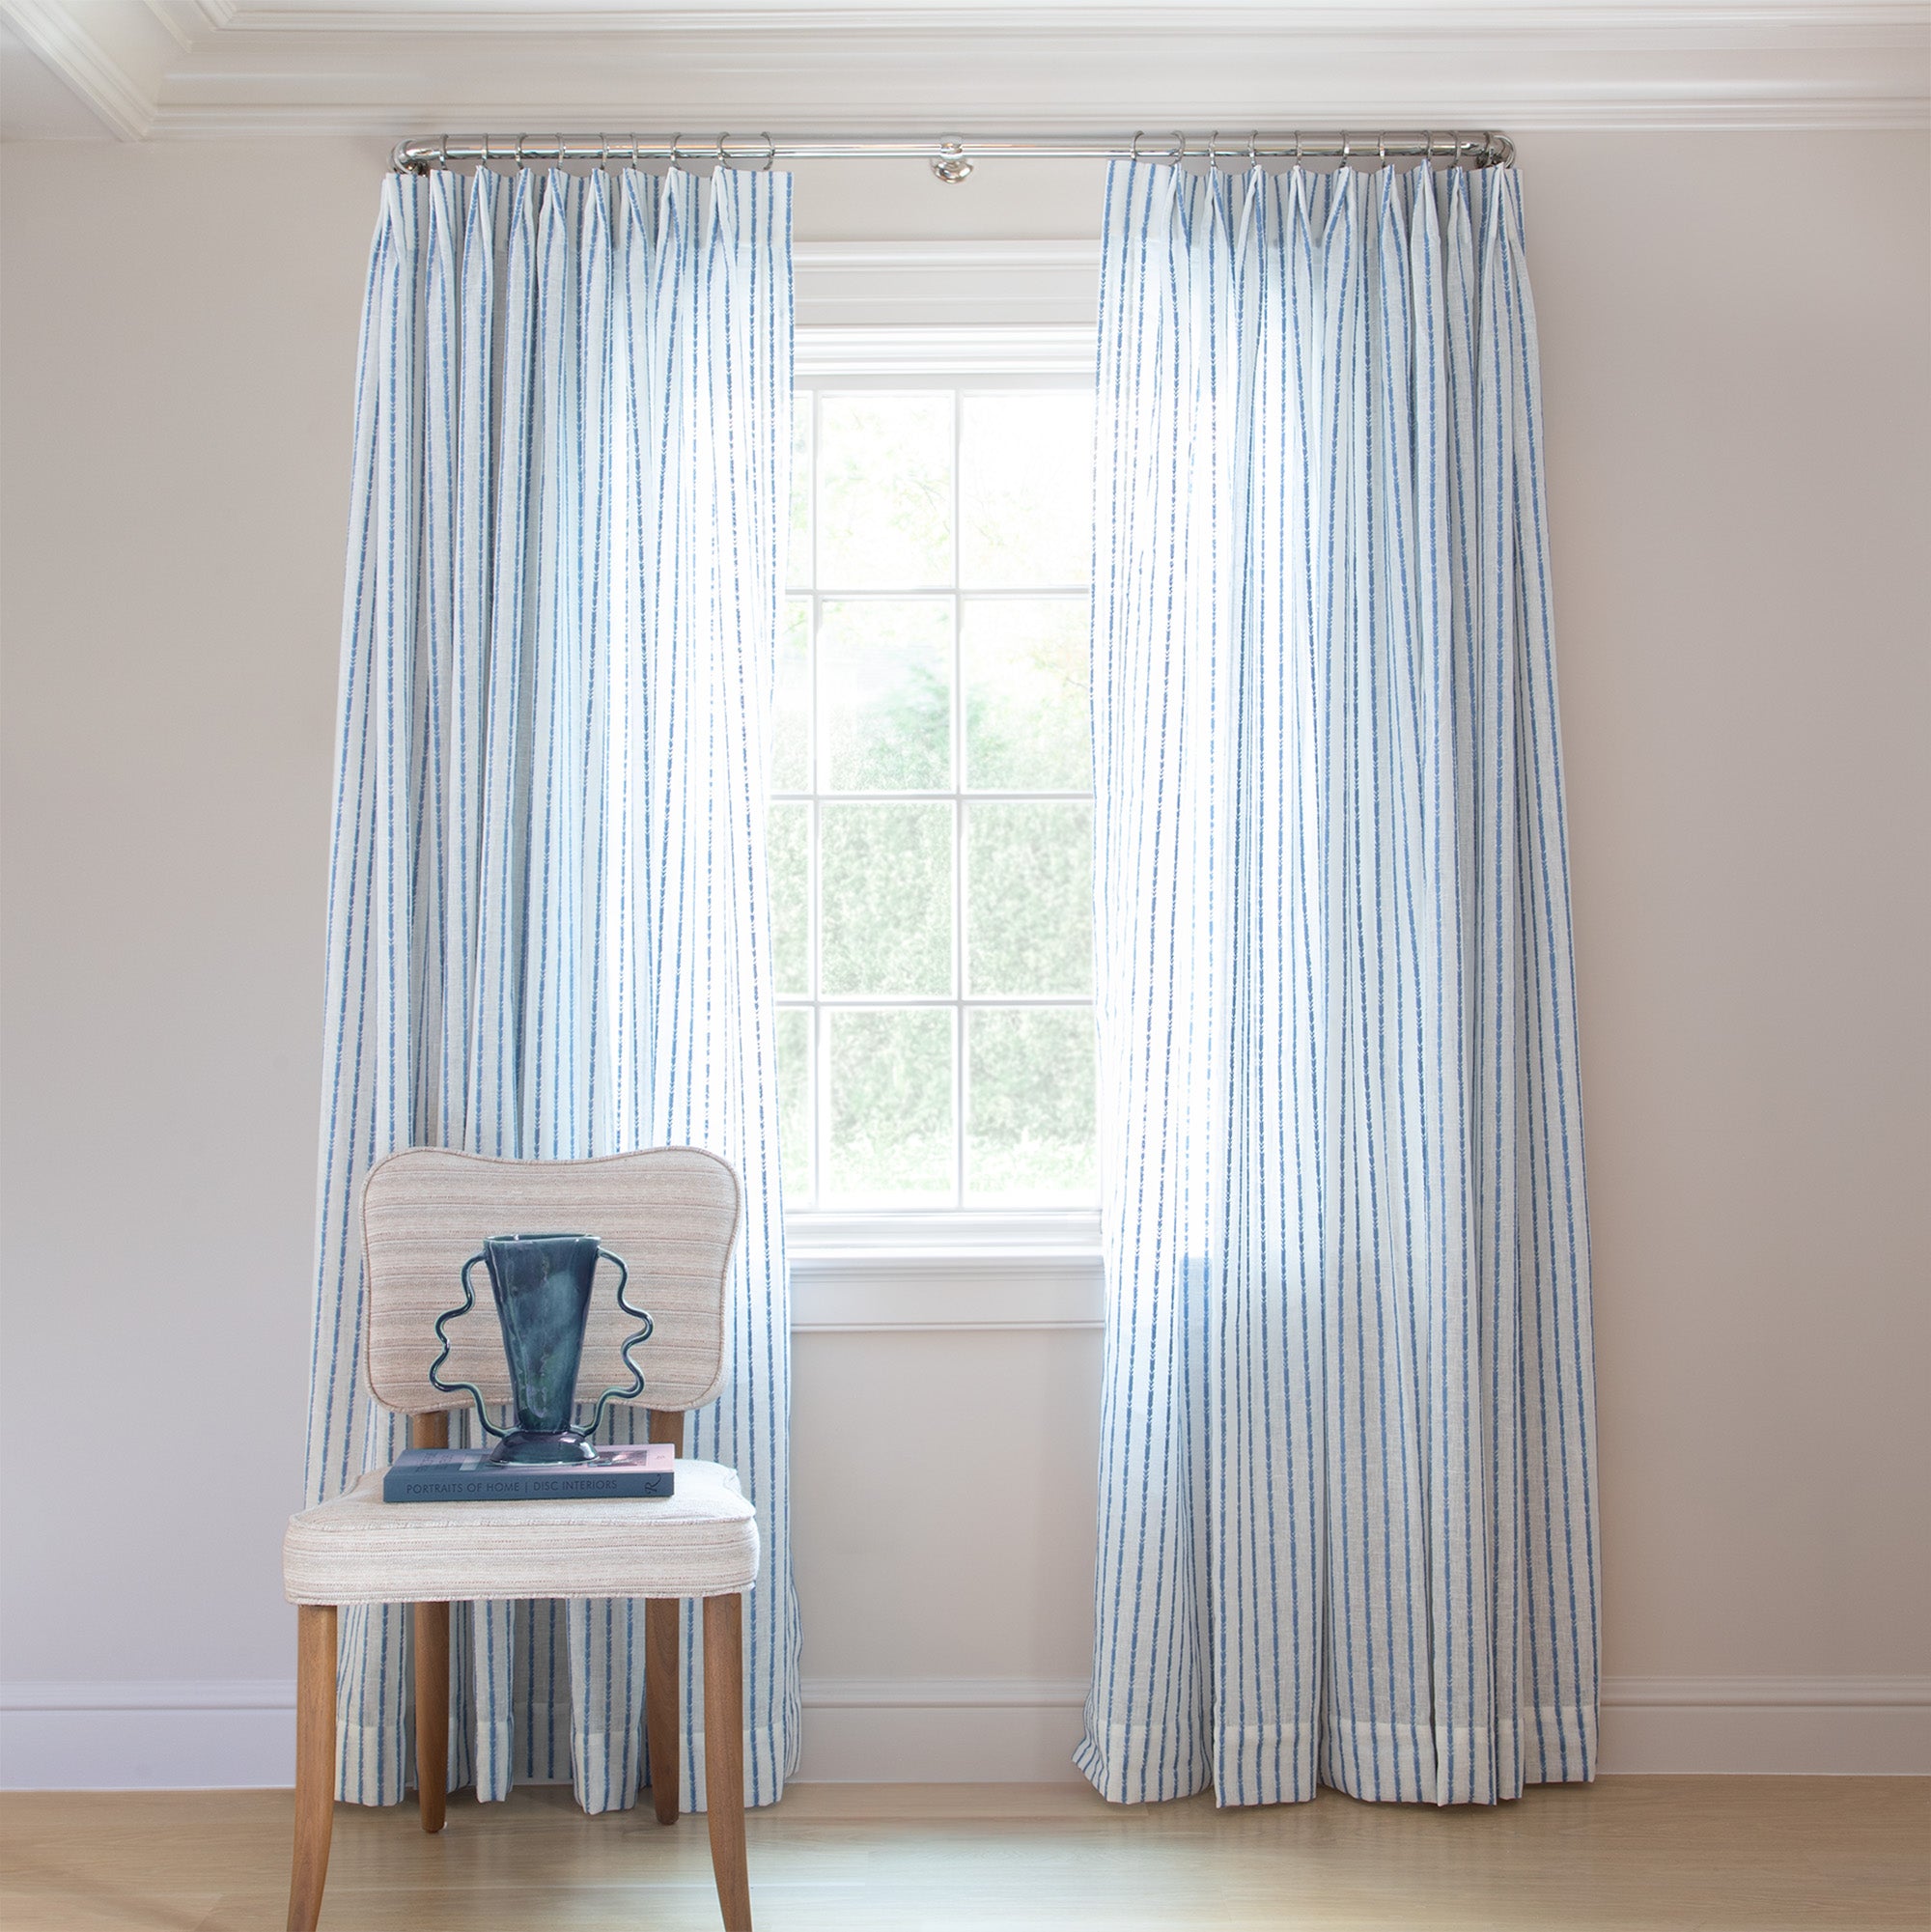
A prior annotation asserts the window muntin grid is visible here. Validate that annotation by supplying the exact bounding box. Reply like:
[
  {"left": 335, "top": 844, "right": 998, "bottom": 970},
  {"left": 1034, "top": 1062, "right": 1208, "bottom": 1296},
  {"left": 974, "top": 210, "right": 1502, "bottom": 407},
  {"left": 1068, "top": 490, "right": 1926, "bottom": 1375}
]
[{"left": 775, "top": 377, "right": 1097, "bottom": 1212}]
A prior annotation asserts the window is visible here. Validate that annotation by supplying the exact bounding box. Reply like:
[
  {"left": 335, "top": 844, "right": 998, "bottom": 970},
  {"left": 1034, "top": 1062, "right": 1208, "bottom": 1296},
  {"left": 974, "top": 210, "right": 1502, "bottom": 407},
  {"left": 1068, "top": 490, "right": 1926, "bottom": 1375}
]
[{"left": 772, "top": 372, "right": 1098, "bottom": 1216}]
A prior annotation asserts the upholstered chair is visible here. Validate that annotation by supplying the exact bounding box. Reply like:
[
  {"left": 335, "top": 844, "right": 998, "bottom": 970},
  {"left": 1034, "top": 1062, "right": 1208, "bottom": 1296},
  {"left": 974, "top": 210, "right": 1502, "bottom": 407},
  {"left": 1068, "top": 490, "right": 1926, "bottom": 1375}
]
[{"left": 281, "top": 1146, "right": 757, "bottom": 1932}]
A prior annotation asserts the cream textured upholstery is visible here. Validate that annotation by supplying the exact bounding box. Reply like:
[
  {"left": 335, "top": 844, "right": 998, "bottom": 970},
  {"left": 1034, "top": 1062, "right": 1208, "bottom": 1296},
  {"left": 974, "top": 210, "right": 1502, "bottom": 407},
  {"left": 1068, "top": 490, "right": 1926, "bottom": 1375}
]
[
  {"left": 359, "top": 1145, "right": 741, "bottom": 1415},
  {"left": 283, "top": 1458, "right": 758, "bottom": 1606}
]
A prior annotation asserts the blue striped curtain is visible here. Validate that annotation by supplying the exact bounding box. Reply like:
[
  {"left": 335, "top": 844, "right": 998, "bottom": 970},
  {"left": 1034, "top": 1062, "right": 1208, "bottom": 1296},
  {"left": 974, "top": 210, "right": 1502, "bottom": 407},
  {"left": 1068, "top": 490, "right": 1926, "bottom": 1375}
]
[
  {"left": 306, "top": 163, "right": 798, "bottom": 1814},
  {"left": 1081, "top": 159, "right": 1596, "bottom": 1807}
]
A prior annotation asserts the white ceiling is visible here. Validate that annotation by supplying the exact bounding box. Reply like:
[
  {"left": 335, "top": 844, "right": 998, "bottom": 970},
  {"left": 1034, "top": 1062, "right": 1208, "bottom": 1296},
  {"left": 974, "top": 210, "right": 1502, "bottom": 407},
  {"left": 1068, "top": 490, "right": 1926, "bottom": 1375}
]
[{"left": 1, "top": 2, "right": 1925, "bottom": 144}]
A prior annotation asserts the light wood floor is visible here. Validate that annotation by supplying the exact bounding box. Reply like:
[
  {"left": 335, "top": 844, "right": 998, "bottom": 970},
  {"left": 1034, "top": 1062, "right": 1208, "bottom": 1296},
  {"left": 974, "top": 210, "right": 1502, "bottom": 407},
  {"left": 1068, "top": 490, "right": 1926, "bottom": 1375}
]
[{"left": 3, "top": 1778, "right": 1925, "bottom": 1931}]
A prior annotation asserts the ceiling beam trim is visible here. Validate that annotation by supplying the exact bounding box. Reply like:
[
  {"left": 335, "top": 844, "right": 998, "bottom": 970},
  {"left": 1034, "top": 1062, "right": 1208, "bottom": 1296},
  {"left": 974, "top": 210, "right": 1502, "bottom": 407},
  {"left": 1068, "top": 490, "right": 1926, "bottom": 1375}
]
[
  {"left": 0, "top": 0, "right": 158, "bottom": 138},
  {"left": 7, "top": 0, "right": 1927, "bottom": 141}
]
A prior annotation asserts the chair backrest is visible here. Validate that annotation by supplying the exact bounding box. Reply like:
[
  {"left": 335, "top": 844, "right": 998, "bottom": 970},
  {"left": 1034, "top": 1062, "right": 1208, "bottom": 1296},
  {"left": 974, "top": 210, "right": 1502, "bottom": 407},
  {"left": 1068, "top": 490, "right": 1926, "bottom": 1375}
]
[{"left": 359, "top": 1146, "right": 741, "bottom": 1417}]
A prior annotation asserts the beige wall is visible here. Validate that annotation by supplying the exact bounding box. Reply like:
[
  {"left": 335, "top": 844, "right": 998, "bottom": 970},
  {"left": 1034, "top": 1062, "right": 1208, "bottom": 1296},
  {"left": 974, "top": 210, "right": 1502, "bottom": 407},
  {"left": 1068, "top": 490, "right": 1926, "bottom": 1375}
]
[{"left": 2, "top": 130, "right": 1925, "bottom": 1780}]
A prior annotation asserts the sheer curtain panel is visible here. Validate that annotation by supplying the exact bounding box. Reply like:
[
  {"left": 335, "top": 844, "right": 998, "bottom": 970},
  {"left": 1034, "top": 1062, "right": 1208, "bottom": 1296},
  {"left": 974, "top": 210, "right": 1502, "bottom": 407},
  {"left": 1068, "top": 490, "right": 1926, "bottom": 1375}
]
[
  {"left": 305, "top": 163, "right": 798, "bottom": 1814},
  {"left": 1081, "top": 159, "right": 1597, "bottom": 1807}
]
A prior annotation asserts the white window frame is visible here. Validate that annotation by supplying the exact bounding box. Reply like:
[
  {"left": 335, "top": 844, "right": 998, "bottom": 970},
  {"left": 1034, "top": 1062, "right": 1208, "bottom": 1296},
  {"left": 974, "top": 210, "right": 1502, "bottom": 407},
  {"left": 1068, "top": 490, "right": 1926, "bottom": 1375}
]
[{"left": 786, "top": 322, "right": 1105, "bottom": 1331}]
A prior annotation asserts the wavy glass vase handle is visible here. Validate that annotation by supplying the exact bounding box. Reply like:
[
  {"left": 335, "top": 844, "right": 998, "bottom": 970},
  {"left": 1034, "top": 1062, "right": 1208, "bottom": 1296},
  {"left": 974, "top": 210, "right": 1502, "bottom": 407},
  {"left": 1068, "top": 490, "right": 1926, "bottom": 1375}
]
[
  {"left": 425, "top": 1251, "right": 511, "bottom": 1442},
  {"left": 579, "top": 1249, "right": 654, "bottom": 1441}
]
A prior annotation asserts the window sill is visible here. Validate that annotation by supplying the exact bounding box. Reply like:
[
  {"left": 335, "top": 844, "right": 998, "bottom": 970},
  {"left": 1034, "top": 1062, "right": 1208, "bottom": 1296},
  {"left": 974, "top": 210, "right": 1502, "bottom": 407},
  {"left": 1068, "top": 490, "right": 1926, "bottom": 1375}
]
[{"left": 786, "top": 1210, "right": 1105, "bottom": 1331}]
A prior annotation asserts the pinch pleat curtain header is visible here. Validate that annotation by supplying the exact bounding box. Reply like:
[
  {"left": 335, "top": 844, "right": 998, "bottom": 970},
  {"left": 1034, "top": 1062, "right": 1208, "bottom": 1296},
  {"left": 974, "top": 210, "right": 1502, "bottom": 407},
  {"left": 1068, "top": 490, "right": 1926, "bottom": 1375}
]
[
  {"left": 1081, "top": 160, "right": 1597, "bottom": 1807},
  {"left": 308, "top": 162, "right": 798, "bottom": 1814}
]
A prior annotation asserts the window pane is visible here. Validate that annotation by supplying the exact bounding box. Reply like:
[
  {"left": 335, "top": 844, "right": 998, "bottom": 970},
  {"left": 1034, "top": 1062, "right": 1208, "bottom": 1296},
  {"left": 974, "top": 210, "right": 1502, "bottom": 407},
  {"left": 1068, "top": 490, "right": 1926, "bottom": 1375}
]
[
  {"left": 768, "top": 802, "right": 809, "bottom": 996},
  {"left": 773, "top": 598, "right": 811, "bottom": 793},
  {"left": 818, "top": 392, "right": 952, "bottom": 588},
  {"left": 966, "top": 801, "right": 1093, "bottom": 996},
  {"left": 963, "top": 597, "right": 1091, "bottom": 792},
  {"left": 826, "top": 1008, "right": 953, "bottom": 1203},
  {"left": 820, "top": 599, "right": 951, "bottom": 792},
  {"left": 788, "top": 402, "right": 811, "bottom": 588},
  {"left": 822, "top": 801, "right": 953, "bottom": 996},
  {"left": 775, "top": 1005, "right": 812, "bottom": 1203},
  {"left": 960, "top": 390, "right": 1093, "bottom": 589},
  {"left": 966, "top": 1007, "right": 1097, "bottom": 1202}
]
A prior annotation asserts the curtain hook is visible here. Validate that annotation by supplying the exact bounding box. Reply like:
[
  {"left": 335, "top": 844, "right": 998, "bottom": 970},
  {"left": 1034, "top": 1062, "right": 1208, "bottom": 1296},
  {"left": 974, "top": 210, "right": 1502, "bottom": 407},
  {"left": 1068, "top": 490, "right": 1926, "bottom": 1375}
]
[
  {"left": 1378, "top": 131, "right": 1387, "bottom": 164},
  {"left": 1131, "top": 129, "right": 1147, "bottom": 161},
  {"left": 1293, "top": 129, "right": 1302, "bottom": 163},
  {"left": 514, "top": 133, "right": 527, "bottom": 167},
  {"left": 1247, "top": 129, "right": 1259, "bottom": 166},
  {"left": 1341, "top": 131, "right": 1353, "bottom": 166},
  {"left": 479, "top": 132, "right": 492, "bottom": 165},
  {"left": 758, "top": 132, "right": 775, "bottom": 173},
  {"left": 667, "top": 132, "right": 683, "bottom": 173},
  {"left": 1169, "top": 129, "right": 1187, "bottom": 163},
  {"left": 715, "top": 131, "right": 730, "bottom": 168}
]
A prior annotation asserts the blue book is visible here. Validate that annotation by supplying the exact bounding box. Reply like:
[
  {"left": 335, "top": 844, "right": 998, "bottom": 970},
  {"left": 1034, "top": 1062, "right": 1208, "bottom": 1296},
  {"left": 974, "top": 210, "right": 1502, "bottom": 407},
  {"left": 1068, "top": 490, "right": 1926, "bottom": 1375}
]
[{"left": 383, "top": 1444, "right": 676, "bottom": 1503}]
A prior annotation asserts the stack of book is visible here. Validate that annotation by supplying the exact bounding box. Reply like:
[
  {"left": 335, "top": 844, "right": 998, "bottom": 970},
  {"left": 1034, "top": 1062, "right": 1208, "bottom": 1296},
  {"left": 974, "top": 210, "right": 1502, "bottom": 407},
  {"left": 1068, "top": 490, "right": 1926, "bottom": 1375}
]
[{"left": 383, "top": 1440, "right": 675, "bottom": 1502}]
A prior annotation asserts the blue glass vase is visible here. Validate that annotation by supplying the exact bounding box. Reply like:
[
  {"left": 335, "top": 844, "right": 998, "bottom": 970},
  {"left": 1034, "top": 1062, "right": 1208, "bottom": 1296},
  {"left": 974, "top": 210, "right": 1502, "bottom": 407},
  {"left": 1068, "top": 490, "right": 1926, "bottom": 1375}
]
[{"left": 427, "top": 1233, "right": 652, "bottom": 1464}]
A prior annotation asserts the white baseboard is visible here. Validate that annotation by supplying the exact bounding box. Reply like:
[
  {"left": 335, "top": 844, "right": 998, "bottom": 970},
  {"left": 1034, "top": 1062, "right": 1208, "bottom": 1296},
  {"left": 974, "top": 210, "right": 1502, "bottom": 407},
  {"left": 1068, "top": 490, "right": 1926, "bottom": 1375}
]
[
  {"left": 796, "top": 1678, "right": 1090, "bottom": 1783},
  {"left": 0, "top": 1680, "right": 297, "bottom": 1791},
  {"left": 4, "top": 1674, "right": 1925, "bottom": 1791},
  {"left": 1599, "top": 1675, "right": 1931, "bottom": 1777}
]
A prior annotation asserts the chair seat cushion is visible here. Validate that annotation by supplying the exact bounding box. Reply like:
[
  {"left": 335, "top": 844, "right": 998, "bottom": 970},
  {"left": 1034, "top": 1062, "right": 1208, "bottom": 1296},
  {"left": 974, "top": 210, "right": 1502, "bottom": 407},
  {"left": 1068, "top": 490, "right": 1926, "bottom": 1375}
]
[{"left": 283, "top": 1458, "right": 759, "bottom": 1606}]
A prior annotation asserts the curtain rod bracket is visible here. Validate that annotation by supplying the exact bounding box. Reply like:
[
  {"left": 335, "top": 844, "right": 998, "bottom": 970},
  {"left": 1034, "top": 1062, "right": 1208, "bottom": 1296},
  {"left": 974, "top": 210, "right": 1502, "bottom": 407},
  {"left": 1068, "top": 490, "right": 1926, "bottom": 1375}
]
[{"left": 930, "top": 139, "right": 973, "bottom": 184}]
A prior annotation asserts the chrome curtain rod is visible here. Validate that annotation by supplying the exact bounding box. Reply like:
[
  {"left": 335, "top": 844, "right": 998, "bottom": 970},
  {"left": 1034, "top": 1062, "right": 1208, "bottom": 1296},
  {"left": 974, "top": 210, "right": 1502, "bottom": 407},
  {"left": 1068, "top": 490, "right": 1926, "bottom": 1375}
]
[{"left": 390, "top": 128, "right": 1515, "bottom": 182}]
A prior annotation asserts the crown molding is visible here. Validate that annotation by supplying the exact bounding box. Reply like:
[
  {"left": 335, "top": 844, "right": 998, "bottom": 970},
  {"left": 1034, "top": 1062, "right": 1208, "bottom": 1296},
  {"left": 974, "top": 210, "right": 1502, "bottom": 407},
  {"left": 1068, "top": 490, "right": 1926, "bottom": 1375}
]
[
  {"left": 200, "top": 4, "right": 1931, "bottom": 33},
  {"left": 143, "top": 98, "right": 1930, "bottom": 140},
  {"left": 5, "top": 1, "right": 1926, "bottom": 141},
  {"left": 0, "top": 0, "right": 164, "bottom": 137}
]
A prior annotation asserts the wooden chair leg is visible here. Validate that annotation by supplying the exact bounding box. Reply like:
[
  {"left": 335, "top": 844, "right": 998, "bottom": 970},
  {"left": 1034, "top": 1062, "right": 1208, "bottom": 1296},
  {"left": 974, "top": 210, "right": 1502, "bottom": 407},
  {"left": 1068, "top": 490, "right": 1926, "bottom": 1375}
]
[
  {"left": 411, "top": 1413, "right": 450, "bottom": 1834},
  {"left": 646, "top": 1598, "right": 681, "bottom": 1825},
  {"left": 415, "top": 1601, "right": 449, "bottom": 1834},
  {"left": 288, "top": 1603, "right": 337, "bottom": 1932},
  {"left": 703, "top": 1592, "right": 751, "bottom": 1932},
  {"left": 644, "top": 1408, "right": 685, "bottom": 1826}
]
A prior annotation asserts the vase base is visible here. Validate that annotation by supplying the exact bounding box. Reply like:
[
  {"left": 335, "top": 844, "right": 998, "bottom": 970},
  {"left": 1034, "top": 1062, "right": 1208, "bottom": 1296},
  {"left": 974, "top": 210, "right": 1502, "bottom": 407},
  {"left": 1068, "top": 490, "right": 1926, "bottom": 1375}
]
[{"left": 487, "top": 1430, "right": 599, "bottom": 1465}]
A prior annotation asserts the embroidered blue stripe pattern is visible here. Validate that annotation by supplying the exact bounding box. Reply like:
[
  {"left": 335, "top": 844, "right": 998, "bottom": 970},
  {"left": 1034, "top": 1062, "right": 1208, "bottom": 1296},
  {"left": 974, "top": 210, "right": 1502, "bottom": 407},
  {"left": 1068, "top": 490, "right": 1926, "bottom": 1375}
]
[
  {"left": 308, "top": 163, "right": 799, "bottom": 1814},
  {"left": 1080, "top": 159, "right": 1597, "bottom": 1807}
]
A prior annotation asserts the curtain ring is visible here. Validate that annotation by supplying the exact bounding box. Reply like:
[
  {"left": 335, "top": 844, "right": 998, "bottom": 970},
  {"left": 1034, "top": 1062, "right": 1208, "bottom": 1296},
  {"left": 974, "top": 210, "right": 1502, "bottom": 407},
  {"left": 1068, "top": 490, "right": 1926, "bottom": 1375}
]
[
  {"left": 1247, "top": 129, "right": 1259, "bottom": 165},
  {"left": 479, "top": 132, "right": 492, "bottom": 164},
  {"left": 758, "top": 132, "right": 775, "bottom": 172},
  {"left": 1206, "top": 129, "right": 1219, "bottom": 167},
  {"left": 715, "top": 131, "right": 730, "bottom": 167},
  {"left": 1293, "top": 129, "right": 1303, "bottom": 163},
  {"left": 1378, "top": 131, "right": 1387, "bottom": 164},
  {"left": 514, "top": 133, "right": 527, "bottom": 166},
  {"left": 667, "top": 132, "right": 683, "bottom": 172},
  {"left": 436, "top": 132, "right": 449, "bottom": 168},
  {"left": 1131, "top": 129, "right": 1148, "bottom": 161},
  {"left": 1341, "top": 131, "right": 1353, "bottom": 166}
]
